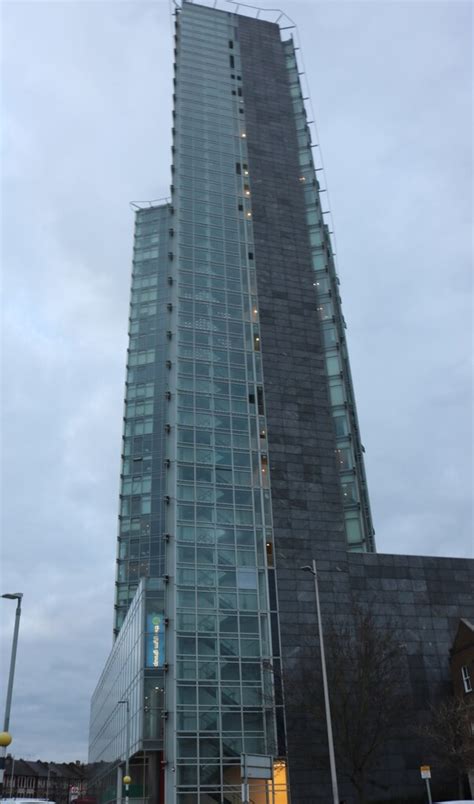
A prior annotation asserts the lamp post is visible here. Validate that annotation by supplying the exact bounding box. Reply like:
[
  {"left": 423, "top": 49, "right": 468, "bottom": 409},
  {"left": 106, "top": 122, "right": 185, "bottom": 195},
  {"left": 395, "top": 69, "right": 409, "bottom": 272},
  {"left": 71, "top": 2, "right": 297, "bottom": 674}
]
[
  {"left": 300, "top": 562, "right": 339, "bottom": 804},
  {"left": 0, "top": 592, "right": 23, "bottom": 797},
  {"left": 118, "top": 700, "right": 131, "bottom": 804}
]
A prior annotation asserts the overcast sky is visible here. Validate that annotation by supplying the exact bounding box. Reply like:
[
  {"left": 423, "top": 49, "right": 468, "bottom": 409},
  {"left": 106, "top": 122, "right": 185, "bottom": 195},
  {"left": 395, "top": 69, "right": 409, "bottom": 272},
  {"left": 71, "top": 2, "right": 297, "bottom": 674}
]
[{"left": 1, "top": 0, "right": 472, "bottom": 763}]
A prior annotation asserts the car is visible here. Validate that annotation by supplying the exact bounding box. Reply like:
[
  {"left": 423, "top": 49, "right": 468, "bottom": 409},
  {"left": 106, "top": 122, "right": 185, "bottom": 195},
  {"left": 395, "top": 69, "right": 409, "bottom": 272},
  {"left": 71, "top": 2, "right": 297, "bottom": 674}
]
[{"left": 2, "top": 799, "right": 57, "bottom": 804}]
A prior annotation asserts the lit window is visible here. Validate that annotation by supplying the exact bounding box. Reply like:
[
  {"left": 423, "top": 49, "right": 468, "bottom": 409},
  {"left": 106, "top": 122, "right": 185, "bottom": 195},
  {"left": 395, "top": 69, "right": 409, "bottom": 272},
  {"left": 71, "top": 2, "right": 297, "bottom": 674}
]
[
  {"left": 341, "top": 480, "right": 358, "bottom": 504},
  {"left": 335, "top": 446, "right": 352, "bottom": 470},
  {"left": 266, "top": 541, "right": 273, "bottom": 566},
  {"left": 241, "top": 132, "right": 247, "bottom": 138},
  {"left": 462, "top": 665, "right": 472, "bottom": 693}
]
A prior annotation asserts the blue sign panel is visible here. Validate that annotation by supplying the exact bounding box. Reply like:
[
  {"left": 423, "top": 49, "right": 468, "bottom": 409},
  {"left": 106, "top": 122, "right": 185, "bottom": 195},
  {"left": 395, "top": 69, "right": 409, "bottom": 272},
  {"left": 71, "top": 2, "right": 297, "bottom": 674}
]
[{"left": 146, "top": 613, "right": 165, "bottom": 668}]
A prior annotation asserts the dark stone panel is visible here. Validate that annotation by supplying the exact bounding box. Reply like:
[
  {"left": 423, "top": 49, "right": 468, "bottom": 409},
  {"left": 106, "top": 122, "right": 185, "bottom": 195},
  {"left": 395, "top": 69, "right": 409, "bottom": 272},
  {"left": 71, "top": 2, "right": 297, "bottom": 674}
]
[
  {"left": 236, "top": 12, "right": 474, "bottom": 804},
  {"left": 237, "top": 14, "right": 349, "bottom": 803},
  {"left": 339, "top": 554, "right": 474, "bottom": 802},
  {"left": 237, "top": 14, "right": 346, "bottom": 562}
]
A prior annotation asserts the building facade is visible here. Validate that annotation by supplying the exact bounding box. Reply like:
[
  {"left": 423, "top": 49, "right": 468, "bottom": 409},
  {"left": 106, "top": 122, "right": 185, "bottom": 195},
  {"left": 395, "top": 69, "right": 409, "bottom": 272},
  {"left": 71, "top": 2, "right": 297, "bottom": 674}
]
[
  {"left": 91, "top": 1, "right": 373, "bottom": 801},
  {"left": 450, "top": 619, "right": 474, "bottom": 796},
  {"left": 2, "top": 757, "right": 87, "bottom": 804},
  {"left": 450, "top": 618, "right": 474, "bottom": 700},
  {"left": 89, "top": 2, "right": 474, "bottom": 803}
]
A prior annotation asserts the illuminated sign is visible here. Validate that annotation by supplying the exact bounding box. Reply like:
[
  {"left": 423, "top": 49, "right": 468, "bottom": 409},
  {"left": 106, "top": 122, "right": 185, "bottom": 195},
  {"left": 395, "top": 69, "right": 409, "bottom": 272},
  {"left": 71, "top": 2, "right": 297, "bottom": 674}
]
[{"left": 146, "top": 613, "right": 165, "bottom": 668}]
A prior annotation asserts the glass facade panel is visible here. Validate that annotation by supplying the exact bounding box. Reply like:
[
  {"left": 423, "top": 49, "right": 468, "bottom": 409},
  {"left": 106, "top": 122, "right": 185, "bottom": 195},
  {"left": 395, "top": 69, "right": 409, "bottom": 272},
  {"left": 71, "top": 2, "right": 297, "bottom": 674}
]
[
  {"left": 115, "top": 204, "right": 171, "bottom": 628},
  {"left": 90, "top": 5, "right": 375, "bottom": 804},
  {"left": 89, "top": 580, "right": 165, "bottom": 763},
  {"left": 168, "top": 5, "right": 279, "bottom": 799}
]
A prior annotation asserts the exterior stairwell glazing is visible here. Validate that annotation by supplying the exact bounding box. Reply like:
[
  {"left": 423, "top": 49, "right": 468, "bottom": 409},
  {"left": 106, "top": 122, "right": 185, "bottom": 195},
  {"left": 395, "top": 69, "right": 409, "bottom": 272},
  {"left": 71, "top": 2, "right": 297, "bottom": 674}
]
[{"left": 165, "top": 2, "right": 286, "bottom": 800}]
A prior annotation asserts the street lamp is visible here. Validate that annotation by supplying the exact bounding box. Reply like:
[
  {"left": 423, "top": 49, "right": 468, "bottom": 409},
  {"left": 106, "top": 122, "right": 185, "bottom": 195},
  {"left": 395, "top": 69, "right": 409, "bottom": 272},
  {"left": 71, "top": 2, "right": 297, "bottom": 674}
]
[
  {"left": 118, "top": 700, "right": 131, "bottom": 804},
  {"left": 0, "top": 593, "right": 23, "bottom": 797},
  {"left": 300, "top": 562, "right": 339, "bottom": 804}
]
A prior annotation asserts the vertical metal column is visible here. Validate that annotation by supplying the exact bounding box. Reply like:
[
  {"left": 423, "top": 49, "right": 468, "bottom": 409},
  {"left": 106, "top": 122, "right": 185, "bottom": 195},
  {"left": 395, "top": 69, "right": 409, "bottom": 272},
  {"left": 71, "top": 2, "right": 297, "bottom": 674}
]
[{"left": 301, "top": 563, "right": 339, "bottom": 804}]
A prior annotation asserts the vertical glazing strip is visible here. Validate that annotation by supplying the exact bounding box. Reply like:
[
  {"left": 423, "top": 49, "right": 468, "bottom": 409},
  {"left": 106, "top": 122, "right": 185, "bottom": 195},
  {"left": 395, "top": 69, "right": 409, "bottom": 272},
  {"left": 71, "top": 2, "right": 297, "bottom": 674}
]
[
  {"left": 168, "top": 2, "right": 281, "bottom": 800},
  {"left": 283, "top": 38, "right": 375, "bottom": 553},
  {"left": 115, "top": 204, "right": 171, "bottom": 634}
]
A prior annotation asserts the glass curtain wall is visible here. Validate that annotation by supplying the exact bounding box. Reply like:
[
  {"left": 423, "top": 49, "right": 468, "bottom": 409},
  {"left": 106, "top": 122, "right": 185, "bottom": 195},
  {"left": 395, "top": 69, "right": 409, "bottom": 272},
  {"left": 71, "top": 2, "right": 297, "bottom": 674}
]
[
  {"left": 115, "top": 204, "right": 171, "bottom": 632},
  {"left": 89, "top": 580, "right": 166, "bottom": 801},
  {"left": 167, "top": 2, "right": 280, "bottom": 801},
  {"left": 90, "top": 582, "right": 146, "bottom": 765}
]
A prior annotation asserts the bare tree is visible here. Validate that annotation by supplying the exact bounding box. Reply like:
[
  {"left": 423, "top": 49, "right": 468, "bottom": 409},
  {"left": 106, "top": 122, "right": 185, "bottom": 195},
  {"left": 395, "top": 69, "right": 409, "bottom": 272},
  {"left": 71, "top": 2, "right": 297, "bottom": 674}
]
[
  {"left": 418, "top": 695, "right": 474, "bottom": 799},
  {"left": 282, "top": 607, "right": 409, "bottom": 804}
]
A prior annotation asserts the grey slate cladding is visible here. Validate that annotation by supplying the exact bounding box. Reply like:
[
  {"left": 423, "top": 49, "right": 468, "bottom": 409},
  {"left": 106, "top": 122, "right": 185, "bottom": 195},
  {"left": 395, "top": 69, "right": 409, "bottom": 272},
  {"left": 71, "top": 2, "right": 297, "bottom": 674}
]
[
  {"left": 272, "top": 550, "right": 474, "bottom": 803},
  {"left": 237, "top": 15, "right": 349, "bottom": 802},
  {"left": 236, "top": 19, "right": 346, "bottom": 561},
  {"left": 237, "top": 15, "right": 474, "bottom": 803}
]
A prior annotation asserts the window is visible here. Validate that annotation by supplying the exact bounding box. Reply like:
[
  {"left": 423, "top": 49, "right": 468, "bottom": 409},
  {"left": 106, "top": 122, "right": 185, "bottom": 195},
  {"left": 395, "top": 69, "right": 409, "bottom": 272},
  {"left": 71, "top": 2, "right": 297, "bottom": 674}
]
[
  {"left": 335, "top": 446, "right": 352, "bottom": 471},
  {"left": 462, "top": 665, "right": 472, "bottom": 693},
  {"left": 345, "top": 511, "right": 363, "bottom": 544},
  {"left": 325, "top": 355, "right": 341, "bottom": 378},
  {"left": 329, "top": 378, "right": 345, "bottom": 405},
  {"left": 341, "top": 480, "right": 358, "bottom": 504},
  {"left": 333, "top": 412, "right": 349, "bottom": 437},
  {"left": 237, "top": 568, "right": 257, "bottom": 589},
  {"left": 317, "top": 302, "right": 333, "bottom": 321},
  {"left": 322, "top": 326, "right": 338, "bottom": 348}
]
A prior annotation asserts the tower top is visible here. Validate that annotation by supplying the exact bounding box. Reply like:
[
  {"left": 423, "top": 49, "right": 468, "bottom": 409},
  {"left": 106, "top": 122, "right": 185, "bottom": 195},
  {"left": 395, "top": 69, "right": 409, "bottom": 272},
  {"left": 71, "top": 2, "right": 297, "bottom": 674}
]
[{"left": 178, "top": 0, "right": 296, "bottom": 32}]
